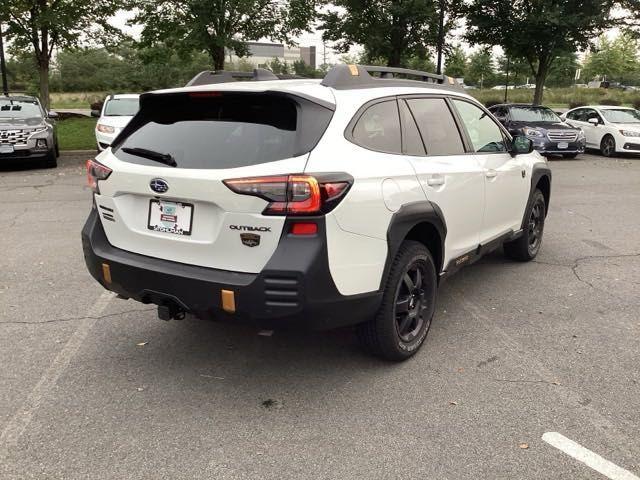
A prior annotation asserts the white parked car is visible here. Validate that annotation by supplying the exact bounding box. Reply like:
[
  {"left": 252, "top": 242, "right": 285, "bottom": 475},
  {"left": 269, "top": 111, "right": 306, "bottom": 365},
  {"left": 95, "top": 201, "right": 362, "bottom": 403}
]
[
  {"left": 82, "top": 65, "right": 551, "bottom": 361},
  {"left": 92, "top": 94, "right": 140, "bottom": 151},
  {"left": 562, "top": 105, "right": 640, "bottom": 157}
]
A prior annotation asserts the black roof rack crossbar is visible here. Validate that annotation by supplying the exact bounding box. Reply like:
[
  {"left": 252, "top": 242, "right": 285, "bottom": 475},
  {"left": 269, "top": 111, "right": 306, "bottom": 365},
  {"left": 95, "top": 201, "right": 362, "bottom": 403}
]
[
  {"left": 186, "top": 68, "right": 278, "bottom": 87},
  {"left": 321, "top": 64, "right": 461, "bottom": 90}
]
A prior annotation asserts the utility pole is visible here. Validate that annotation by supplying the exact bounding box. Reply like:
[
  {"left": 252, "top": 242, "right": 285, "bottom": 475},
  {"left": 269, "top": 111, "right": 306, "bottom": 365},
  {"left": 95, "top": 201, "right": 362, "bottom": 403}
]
[
  {"left": 0, "top": 21, "right": 9, "bottom": 96},
  {"left": 504, "top": 57, "right": 509, "bottom": 103},
  {"left": 436, "top": 0, "right": 445, "bottom": 75}
]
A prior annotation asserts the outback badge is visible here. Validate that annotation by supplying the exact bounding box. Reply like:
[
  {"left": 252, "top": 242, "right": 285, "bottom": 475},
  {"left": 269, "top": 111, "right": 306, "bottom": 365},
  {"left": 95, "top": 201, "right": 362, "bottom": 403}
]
[{"left": 240, "top": 233, "right": 260, "bottom": 247}]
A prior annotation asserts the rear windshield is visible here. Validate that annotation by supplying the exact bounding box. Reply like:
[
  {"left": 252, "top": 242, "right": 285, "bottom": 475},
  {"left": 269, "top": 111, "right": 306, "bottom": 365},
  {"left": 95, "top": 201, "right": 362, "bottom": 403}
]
[
  {"left": 112, "top": 92, "right": 333, "bottom": 169},
  {"left": 104, "top": 98, "right": 139, "bottom": 116}
]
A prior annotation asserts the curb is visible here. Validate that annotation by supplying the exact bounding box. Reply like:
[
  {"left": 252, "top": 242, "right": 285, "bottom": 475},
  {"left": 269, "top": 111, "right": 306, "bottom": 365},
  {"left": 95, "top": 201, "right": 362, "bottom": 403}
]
[{"left": 60, "top": 150, "right": 96, "bottom": 155}]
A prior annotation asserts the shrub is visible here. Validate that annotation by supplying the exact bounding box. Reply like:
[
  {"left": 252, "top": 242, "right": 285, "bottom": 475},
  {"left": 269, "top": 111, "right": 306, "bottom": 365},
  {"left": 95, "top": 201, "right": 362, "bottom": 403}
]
[
  {"left": 484, "top": 99, "right": 503, "bottom": 108},
  {"left": 569, "top": 100, "right": 587, "bottom": 109},
  {"left": 599, "top": 97, "right": 621, "bottom": 106},
  {"left": 632, "top": 98, "right": 640, "bottom": 110}
]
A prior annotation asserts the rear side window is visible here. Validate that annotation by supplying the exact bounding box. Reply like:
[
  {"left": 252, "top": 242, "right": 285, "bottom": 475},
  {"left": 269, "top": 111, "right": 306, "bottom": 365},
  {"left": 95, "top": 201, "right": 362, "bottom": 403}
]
[
  {"left": 351, "top": 100, "right": 402, "bottom": 154},
  {"left": 113, "top": 93, "right": 333, "bottom": 169},
  {"left": 406, "top": 98, "right": 465, "bottom": 156}
]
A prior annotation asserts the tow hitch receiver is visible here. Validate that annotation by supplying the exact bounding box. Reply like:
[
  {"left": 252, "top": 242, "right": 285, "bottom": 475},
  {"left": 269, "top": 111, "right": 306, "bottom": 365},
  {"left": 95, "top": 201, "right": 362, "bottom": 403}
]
[{"left": 158, "top": 303, "right": 186, "bottom": 321}]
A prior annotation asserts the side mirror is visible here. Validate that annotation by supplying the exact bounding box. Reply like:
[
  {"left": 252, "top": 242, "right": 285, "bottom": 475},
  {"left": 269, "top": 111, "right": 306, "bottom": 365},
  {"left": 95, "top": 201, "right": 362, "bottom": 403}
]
[
  {"left": 588, "top": 117, "right": 599, "bottom": 126},
  {"left": 512, "top": 135, "right": 534, "bottom": 155},
  {"left": 90, "top": 109, "right": 101, "bottom": 118},
  {"left": 48, "top": 111, "right": 59, "bottom": 119}
]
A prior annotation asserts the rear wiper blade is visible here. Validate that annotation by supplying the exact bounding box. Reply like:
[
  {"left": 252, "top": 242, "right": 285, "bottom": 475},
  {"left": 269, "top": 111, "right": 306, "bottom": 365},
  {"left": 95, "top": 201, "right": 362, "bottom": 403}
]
[{"left": 121, "top": 147, "right": 177, "bottom": 167}]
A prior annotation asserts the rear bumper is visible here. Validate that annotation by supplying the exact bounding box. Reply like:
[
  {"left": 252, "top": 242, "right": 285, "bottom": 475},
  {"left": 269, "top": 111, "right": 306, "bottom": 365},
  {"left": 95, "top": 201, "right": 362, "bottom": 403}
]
[{"left": 81, "top": 210, "right": 381, "bottom": 330}]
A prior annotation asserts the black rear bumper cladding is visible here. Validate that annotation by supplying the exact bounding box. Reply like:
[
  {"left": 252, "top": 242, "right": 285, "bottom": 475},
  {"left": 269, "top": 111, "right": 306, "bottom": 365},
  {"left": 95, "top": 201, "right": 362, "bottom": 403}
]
[{"left": 81, "top": 210, "right": 381, "bottom": 330}]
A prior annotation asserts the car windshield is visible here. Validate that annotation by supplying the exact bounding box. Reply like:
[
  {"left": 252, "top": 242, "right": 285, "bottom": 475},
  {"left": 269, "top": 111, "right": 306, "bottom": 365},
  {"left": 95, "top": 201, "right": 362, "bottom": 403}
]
[
  {"left": 510, "top": 106, "right": 561, "bottom": 123},
  {"left": 104, "top": 98, "right": 139, "bottom": 117},
  {"left": 600, "top": 108, "right": 640, "bottom": 123},
  {"left": 0, "top": 100, "right": 43, "bottom": 119}
]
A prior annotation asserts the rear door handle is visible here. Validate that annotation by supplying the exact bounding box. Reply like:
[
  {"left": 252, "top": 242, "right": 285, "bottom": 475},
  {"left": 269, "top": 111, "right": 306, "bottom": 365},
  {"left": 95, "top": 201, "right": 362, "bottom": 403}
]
[
  {"left": 426, "top": 175, "right": 445, "bottom": 187},
  {"left": 485, "top": 169, "right": 498, "bottom": 179}
]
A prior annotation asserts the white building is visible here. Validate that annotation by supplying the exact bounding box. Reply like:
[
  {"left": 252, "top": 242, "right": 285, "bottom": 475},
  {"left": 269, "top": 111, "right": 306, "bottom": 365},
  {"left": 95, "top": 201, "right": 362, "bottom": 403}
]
[{"left": 227, "top": 42, "right": 316, "bottom": 69}]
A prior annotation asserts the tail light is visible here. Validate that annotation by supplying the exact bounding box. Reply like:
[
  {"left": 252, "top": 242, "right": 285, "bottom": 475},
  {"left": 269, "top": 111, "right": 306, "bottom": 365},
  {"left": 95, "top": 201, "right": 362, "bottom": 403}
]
[
  {"left": 86, "top": 159, "right": 112, "bottom": 194},
  {"left": 223, "top": 174, "right": 352, "bottom": 216}
]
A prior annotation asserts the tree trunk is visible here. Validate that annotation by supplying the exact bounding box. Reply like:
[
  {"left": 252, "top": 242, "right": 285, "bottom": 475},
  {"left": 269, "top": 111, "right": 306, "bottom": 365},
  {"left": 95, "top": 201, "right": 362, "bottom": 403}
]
[
  {"left": 38, "top": 63, "right": 50, "bottom": 110},
  {"left": 533, "top": 62, "right": 549, "bottom": 105},
  {"left": 387, "top": 47, "right": 402, "bottom": 68},
  {"left": 211, "top": 45, "right": 225, "bottom": 71}
]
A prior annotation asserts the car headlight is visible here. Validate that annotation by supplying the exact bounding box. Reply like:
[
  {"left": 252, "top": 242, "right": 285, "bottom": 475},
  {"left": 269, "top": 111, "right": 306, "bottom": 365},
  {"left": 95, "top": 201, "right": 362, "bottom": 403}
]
[
  {"left": 96, "top": 124, "right": 115, "bottom": 134},
  {"left": 619, "top": 129, "right": 640, "bottom": 137},
  {"left": 523, "top": 127, "right": 544, "bottom": 138}
]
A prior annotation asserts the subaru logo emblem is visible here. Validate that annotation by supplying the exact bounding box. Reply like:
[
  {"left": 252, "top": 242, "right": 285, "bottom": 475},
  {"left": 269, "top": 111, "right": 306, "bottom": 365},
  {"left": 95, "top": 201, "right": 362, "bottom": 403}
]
[{"left": 150, "top": 178, "right": 168, "bottom": 194}]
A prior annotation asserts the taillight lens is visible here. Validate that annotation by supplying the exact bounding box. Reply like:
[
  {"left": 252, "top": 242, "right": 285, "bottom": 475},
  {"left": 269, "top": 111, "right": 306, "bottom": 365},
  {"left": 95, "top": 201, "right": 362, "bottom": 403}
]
[
  {"left": 223, "top": 174, "right": 352, "bottom": 216},
  {"left": 86, "top": 159, "right": 112, "bottom": 194}
]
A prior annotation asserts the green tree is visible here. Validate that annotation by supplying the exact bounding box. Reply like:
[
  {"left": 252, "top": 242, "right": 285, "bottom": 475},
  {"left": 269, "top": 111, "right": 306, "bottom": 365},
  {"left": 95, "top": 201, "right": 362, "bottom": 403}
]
[
  {"left": 444, "top": 45, "right": 467, "bottom": 78},
  {"left": 0, "top": 0, "right": 123, "bottom": 107},
  {"left": 465, "top": 49, "right": 496, "bottom": 88},
  {"left": 292, "top": 59, "right": 317, "bottom": 77},
  {"left": 546, "top": 51, "right": 580, "bottom": 87},
  {"left": 464, "top": 0, "right": 617, "bottom": 104},
  {"left": 583, "top": 34, "right": 640, "bottom": 85},
  {"left": 496, "top": 55, "right": 531, "bottom": 87},
  {"left": 320, "top": 0, "right": 454, "bottom": 67},
  {"left": 134, "top": 0, "right": 316, "bottom": 71}
]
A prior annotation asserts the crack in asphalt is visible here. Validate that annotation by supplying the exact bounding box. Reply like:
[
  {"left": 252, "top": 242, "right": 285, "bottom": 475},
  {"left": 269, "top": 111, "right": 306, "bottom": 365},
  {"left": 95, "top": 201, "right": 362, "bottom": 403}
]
[
  {"left": 0, "top": 308, "right": 156, "bottom": 326},
  {"left": 533, "top": 253, "right": 640, "bottom": 304}
]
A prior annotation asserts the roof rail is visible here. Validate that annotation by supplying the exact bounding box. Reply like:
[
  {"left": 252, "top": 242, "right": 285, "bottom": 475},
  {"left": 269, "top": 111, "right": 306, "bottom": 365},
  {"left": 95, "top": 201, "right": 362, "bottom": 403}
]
[
  {"left": 321, "top": 64, "right": 462, "bottom": 90},
  {"left": 186, "top": 68, "right": 279, "bottom": 87}
]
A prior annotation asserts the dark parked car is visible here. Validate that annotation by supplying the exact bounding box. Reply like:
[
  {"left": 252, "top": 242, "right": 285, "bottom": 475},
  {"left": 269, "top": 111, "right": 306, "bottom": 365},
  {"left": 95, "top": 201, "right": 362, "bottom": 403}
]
[
  {"left": 489, "top": 103, "right": 585, "bottom": 158},
  {"left": 0, "top": 95, "right": 59, "bottom": 168}
]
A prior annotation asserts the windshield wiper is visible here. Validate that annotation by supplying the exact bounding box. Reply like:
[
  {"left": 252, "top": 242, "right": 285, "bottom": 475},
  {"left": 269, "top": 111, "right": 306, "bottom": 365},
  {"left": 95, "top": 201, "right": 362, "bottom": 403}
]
[{"left": 121, "top": 147, "right": 177, "bottom": 167}]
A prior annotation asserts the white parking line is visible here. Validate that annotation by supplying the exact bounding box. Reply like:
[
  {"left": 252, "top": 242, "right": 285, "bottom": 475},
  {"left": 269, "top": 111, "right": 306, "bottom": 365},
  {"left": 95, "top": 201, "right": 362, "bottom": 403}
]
[
  {"left": 0, "top": 291, "right": 114, "bottom": 457},
  {"left": 542, "top": 432, "right": 640, "bottom": 480}
]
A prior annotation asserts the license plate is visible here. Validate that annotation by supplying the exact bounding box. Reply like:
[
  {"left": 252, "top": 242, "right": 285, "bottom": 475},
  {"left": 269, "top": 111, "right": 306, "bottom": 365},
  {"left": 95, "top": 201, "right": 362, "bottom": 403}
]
[
  {"left": 0, "top": 145, "right": 14, "bottom": 154},
  {"left": 557, "top": 142, "right": 568, "bottom": 149},
  {"left": 148, "top": 200, "right": 193, "bottom": 236}
]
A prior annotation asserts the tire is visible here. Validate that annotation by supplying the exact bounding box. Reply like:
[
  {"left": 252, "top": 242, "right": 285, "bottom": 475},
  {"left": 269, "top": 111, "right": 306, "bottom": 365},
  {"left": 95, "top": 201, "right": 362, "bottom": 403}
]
[
  {"left": 562, "top": 153, "right": 578, "bottom": 159},
  {"left": 504, "top": 189, "right": 546, "bottom": 262},
  {"left": 357, "top": 240, "right": 437, "bottom": 361},
  {"left": 44, "top": 150, "right": 57, "bottom": 168},
  {"left": 600, "top": 135, "right": 616, "bottom": 157},
  {"left": 54, "top": 140, "right": 60, "bottom": 157}
]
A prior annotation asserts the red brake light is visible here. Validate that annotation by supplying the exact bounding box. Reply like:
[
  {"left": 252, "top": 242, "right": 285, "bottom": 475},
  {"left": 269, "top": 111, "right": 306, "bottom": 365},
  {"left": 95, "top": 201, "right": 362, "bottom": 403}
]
[{"left": 86, "top": 159, "right": 112, "bottom": 194}]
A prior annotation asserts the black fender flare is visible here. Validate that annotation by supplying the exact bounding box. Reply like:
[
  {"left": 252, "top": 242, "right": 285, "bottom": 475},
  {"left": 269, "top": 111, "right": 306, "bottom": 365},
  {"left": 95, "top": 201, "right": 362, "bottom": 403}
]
[
  {"left": 521, "top": 164, "right": 552, "bottom": 230},
  {"left": 381, "top": 201, "right": 447, "bottom": 290}
]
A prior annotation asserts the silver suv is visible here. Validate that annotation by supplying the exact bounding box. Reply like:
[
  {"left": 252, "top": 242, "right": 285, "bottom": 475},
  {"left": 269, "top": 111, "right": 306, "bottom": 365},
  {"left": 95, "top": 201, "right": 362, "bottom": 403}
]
[{"left": 0, "top": 95, "right": 59, "bottom": 168}]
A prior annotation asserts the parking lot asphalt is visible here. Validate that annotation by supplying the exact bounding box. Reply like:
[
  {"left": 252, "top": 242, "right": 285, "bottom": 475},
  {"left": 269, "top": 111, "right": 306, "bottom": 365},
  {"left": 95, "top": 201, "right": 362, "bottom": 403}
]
[{"left": 0, "top": 152, "right": 638, "bottom": 479}]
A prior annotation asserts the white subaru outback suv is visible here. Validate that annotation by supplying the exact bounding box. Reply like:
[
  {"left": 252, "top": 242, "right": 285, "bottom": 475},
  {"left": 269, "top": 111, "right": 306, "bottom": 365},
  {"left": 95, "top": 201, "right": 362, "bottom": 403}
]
[{"left": 82, "top": 65, "right": 551, "bottom": 361}]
